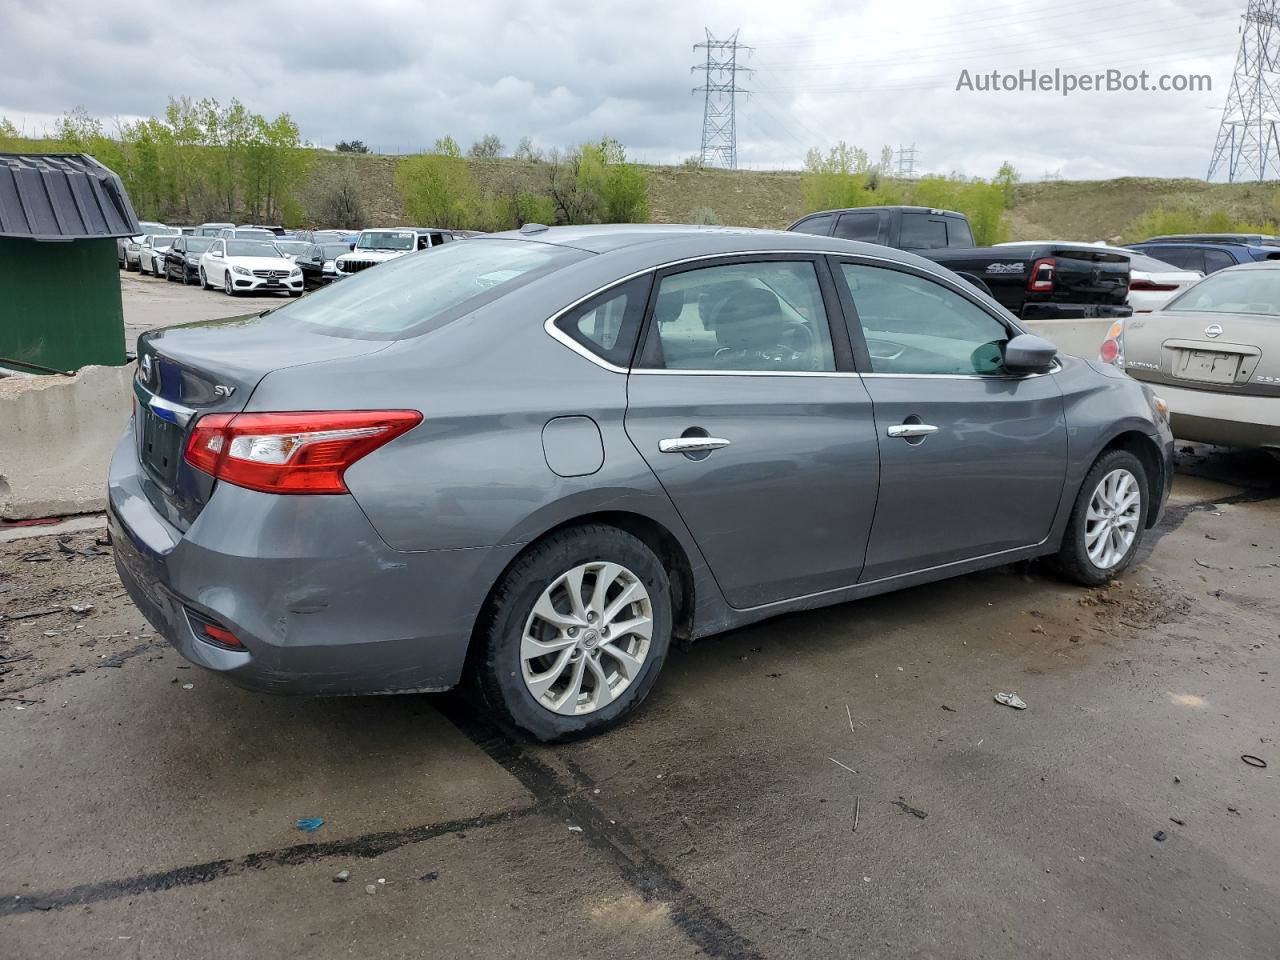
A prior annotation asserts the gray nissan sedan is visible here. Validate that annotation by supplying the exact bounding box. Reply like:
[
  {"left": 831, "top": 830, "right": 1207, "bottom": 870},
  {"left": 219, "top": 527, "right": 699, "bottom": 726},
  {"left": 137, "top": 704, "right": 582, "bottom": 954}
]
[{"left": 110, "top": 225, "right": 1173, "bottom": 741}]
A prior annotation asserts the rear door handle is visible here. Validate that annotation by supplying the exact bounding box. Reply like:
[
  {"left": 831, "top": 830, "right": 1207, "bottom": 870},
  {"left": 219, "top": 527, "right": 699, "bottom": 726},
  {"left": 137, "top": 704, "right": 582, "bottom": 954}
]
[
  {"left": 886, "top": 423, "right": 938, "bottom": 439},
  {"left": 659, "top": 437, "right": 731, "bottom": 454}
]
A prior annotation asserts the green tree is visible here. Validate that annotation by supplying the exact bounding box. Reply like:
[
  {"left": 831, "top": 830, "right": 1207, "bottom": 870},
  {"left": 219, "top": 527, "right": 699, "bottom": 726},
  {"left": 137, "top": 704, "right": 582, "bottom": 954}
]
[
  {"left": 335, "top": 139, "right": 370, "bottom": 153},
  {"left": 395, "top": 150, "right": 483, "bottom": 228},
  {"left": 994, "top": 161, "right": 1020, "bottom": 205},
  {"left": 801, "top": 141, "right": 903, "bottom": 212},
  {"left": 432, "top": 135, "right": 461, "bottom": 158},
  {"left": 309, "top": 162, "right": 367, "bottom": 228}
]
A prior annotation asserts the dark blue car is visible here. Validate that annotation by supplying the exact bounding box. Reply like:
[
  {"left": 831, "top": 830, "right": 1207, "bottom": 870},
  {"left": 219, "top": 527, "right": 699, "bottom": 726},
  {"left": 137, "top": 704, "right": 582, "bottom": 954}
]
[{"left": 1128, "top": 238, "right": 1280, "bottom": 274}]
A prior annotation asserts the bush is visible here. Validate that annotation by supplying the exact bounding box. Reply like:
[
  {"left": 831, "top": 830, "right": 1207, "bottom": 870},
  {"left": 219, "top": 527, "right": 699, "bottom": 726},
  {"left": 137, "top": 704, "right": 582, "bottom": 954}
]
[
  {"left": 395, "top": 151, "right": 483, "bottom": 229},
  {"left": 309, "top": 163, "right": 367, "bottom": 228},
  {"left": 688, "top": 206, "right": 720, "bottom": 225},
  {"left": 1120, "top": 204, "right": 1280, "bottom": 243}
]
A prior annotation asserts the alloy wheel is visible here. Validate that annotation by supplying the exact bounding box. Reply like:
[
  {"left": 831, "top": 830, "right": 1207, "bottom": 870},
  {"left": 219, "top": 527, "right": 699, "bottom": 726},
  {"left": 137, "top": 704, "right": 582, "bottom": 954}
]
[
  {"left": 520, "top": 561, "right": 653, "bottom": 716},
  {"left": 1085, "top": 468, "right": 1141, "bottom": 570}
]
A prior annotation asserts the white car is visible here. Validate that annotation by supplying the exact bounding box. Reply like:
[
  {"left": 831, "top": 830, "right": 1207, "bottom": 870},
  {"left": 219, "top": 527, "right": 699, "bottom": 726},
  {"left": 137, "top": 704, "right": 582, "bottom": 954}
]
[
  {"left": 198, "top": 238, "right": 303, "bottom": 297},
  {"left": 137, "top": 234, "right": 177, "bottom": 276},
  {"left": 334, "top": 228, "right": 422, "bottom": 278},
  {"left": 996, "top": 241, "right": 1202, "bottom": 312},
  {"left": 121, "top": 221, "right": 177, "bottom": 270}
]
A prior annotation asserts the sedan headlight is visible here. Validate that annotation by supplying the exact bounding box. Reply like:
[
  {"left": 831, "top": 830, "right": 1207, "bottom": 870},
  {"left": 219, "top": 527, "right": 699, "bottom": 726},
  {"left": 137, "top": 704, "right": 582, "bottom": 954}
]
[{"left": 232, "top": 265, "right": 252, "bottom": 276}]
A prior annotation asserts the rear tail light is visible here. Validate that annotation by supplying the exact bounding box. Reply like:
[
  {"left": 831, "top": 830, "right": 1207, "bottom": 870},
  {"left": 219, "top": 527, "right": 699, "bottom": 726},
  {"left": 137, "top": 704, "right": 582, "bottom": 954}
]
[
  {"left": 184, "top": 410, "right": 422, "bottom": 494},
  {"left": 185, "top": 608, "right": 244, "bottom": 649},
  {"left": 1099, "top": 320, "right": 1126, "bottom": 366},
  {"left": 1027, "top": 257, "right": 1056, "bottom": 292},
  {"left": 1129, "top": 279, "right": 1179, "bottom": 292}
]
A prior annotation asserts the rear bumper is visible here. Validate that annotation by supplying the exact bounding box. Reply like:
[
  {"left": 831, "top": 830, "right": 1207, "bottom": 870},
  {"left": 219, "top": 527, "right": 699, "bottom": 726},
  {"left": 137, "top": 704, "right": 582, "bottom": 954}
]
[
  {"left": 1020, "top": 302, "right": 1132, "bottom": 323},
  {"left": 107, "top": 429, "right": 520, "bottom": 695},
  {"left": 1157, "top": 382, "right": 1280, "bottom": 449}
]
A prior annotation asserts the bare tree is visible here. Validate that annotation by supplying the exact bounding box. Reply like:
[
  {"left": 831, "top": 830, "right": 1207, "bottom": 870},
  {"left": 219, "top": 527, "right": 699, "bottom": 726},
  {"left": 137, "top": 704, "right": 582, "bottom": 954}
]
[{"left": 468, "top": 134, "right": 504, "bottom": 159}]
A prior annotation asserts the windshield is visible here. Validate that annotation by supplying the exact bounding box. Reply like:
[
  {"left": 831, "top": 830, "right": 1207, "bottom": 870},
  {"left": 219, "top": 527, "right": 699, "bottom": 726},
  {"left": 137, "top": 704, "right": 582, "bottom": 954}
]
[
  {"left": 226, "top": 240, "right": 281, "bottom": 258},
  {"left": 185, "top": 237, "right": 214, "bottom": 254},
  {"left": 358, "top": 230, "right": 416, "bottom": 251},
  {"left": 275, "top": 241, "right": 310, "bottom": 255},
  {"left": 235, "top": 230, "right": 273, "bottom": 239},
  {"left": 269, "top": 238, "right": 587, "bottom": 339},
  {"left": 1166, "top": 269, "right": 1280, "bottom": 315},
  {"left": 149, "top": 236, "right": 175, "bottom": 249},
  {"left": 321, "top": 243, "right": 351, "bottom": 258}
]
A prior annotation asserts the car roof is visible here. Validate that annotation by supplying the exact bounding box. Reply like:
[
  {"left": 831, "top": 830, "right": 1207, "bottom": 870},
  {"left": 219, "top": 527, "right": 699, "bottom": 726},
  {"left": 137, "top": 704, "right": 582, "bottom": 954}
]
[
  {"left": 795, "top": 205, "right": 967, "bottom": 220},
  {"left": 1133, "top": 238, "right": 1263, "bottom": 251},
  {"left": 478, "top": 223, "right": 963, "bottom": 272},
  {"left": 1206, "top": 258, "right": 1280, "bottom": 273}
]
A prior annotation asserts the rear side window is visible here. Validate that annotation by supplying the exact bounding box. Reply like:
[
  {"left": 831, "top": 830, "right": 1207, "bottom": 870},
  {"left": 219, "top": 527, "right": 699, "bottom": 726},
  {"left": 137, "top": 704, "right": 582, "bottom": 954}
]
[
  {"left": 1148, "top": 246, "right": 1205, "bottom": 273},
  {"left": 554, "top": 276, "right": 651, "bottom": 367},
  {"left": 791, "top": 214, "right": 833, "bottom": 236},
  {"left": 946, "top": 217, "right": 973, "bottom": 247},
  {"left": 639, "top": 260, "right": 836, "bottom": 372},
  {"left": 1204, "top": 249, "right": 1237, "bottom": 273},
  {"left": 899, "top": 214, "right": 949, "bottom": 250},
  {"left": 275, "top": 238, "right": 587, "bottom": 339},
  {"left": 833, "top": 211, "right": 881, "bottom": 242}
]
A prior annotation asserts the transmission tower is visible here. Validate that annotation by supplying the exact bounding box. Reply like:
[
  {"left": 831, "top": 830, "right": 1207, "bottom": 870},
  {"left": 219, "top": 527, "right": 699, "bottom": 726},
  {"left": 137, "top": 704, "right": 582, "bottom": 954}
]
[
  {"left": 895, "top": 144, "right": 919, "bottom": 178},
  {"left": 1207, "top": 0, "right": 1280, "bottom": 181},
  {"left": 692, "top": 30, "right": 751, "bottom": 168}
]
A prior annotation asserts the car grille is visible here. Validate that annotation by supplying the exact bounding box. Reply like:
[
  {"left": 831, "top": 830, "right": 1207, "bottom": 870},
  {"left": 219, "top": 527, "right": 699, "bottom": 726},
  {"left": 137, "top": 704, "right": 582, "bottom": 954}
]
[
  {"left": 252, "top": 269, "right": 289, "bottom": 279},
  {"left": 337, "top": 259, "right": 378, "bottom": 273}
]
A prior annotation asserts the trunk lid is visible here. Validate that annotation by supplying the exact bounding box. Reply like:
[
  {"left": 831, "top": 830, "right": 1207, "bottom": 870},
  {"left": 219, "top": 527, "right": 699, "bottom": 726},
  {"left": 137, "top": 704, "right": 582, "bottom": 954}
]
[
  {"left": 133, "top": 311, "right": 389, "bottom": 530},
  {"left": 1120, "top": 309, "right": 1279, "bottom": 397}
]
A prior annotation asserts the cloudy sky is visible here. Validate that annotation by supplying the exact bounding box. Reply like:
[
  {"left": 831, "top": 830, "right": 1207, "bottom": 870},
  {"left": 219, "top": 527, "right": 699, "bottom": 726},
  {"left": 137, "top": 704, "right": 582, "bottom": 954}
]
[{"left": 0, "top": 0, "right": 1242, "bottom": 180}]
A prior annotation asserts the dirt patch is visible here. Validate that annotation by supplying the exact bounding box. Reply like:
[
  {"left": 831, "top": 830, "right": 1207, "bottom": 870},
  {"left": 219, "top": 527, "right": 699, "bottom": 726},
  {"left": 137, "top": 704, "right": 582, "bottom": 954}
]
[{"left": 0, "top": 531, "right": 154, "bottom": 696}]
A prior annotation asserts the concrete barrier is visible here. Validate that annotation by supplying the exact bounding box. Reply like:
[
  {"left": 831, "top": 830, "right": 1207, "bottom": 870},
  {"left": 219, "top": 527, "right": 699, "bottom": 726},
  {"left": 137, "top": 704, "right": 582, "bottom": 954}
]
[{"left": 0, "top": 364, "right": 132, "bottom": 519}]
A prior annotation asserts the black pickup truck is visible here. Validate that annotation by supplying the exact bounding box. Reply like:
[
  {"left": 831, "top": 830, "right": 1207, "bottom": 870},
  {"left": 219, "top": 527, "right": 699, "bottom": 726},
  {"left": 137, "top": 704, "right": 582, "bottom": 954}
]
[
  {"left": 925, "top": 243, "right": 1132, "bottom": 323},
  {"left": 788, "top": 206, "right": 1132, "bottom": 323}
]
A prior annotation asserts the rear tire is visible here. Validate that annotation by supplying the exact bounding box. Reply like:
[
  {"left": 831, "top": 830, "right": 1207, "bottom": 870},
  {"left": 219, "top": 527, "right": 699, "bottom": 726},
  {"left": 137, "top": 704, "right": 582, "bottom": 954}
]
[
  {"left": 1054, "top": 449, "right": 1149, "bottom": 586},
  {"left": 477, "top": 525, "right": 672, "bottom": 742}
]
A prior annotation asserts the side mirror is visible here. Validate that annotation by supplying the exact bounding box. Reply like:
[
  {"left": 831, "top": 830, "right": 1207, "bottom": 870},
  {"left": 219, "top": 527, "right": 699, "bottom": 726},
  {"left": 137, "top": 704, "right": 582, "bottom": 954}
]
[
  {"left": 349, "top": 242, "right": 356, "bottom": 250},
  {"left": 1003, "top": 333, "right": 1058, "bottom": 374}
]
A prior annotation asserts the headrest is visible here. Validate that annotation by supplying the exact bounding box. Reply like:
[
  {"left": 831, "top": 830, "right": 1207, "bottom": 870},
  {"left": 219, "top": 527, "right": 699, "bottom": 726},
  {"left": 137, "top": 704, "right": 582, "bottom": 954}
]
[
  {"left": 655, "top": 289, "right": 684, "bottom": 325},
  {"left": 714, "top": 288, "right": 786, "bottom": 351}
]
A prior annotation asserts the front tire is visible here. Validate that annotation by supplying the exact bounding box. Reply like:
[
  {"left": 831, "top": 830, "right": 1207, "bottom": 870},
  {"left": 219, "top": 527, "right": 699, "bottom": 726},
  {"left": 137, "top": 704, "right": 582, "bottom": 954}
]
[
  {"left": 199, "top": 267, "right": 210, "bottom": 290},
  {"left": 477, "top": 525, "right": 673, "bottom": 742},
  {"left": 223, "top": 272, "right": 236, "bottom": 296},
  {"left": 1054, "top": 449, "right": 1149, "bottom": 586}
]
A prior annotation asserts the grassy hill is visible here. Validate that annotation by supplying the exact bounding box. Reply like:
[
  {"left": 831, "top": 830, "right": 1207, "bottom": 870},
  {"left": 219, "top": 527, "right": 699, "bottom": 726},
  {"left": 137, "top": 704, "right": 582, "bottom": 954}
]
[{"left": 305, "top": 152, "right": 1280, "bottom": 241}]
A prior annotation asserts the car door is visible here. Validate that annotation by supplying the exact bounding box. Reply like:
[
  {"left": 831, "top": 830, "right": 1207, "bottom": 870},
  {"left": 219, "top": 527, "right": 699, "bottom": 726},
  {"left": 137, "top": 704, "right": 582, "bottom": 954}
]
[
  {"left": 623, "top": 255, "right": 881, "bottom": 608},
  {"left": 207, "top": 240, "right": 226, "bottom": 283},
  {"left": 831, "top": 258, "right": 1068, "bottom": 582}
]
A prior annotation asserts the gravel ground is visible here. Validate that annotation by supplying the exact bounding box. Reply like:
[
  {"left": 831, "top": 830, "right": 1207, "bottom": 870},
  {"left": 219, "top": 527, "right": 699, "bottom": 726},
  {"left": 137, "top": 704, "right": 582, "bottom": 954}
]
[{"left": 0, "top": 447, "right": 1277, "bottom": 959}]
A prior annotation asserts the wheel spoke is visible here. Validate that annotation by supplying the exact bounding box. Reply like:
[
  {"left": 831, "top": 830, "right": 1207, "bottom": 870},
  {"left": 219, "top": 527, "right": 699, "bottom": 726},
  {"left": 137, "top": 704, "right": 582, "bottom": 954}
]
[
  {"left": 605, "top": 613, "right": 653, "bottom": 641},
  {"left": 525, "top": 648, "right": 574, "bottom": 701},
  {"left": 600, "top": 641, "right": 645, "bottom": 679},
  {"left": 553, "top": 655, "right": 588, "bottom": 712},
  {"left": 588, "top": 562, "right": 622, "bottom": 618},
  {"left": 564, "top": 566, "right": 589, "bottom": 621},
  {"left": 584, "top": 655, "right": 615, "bottom": 709},
  {"left": 531, "top": 593, "right": 583, "bottom": 631},
  {"left": 602, "top": 580, "right": 645, "bottom": 626},
  {"left": 521, "top": 632, "right": 577, "bottom": 659}
]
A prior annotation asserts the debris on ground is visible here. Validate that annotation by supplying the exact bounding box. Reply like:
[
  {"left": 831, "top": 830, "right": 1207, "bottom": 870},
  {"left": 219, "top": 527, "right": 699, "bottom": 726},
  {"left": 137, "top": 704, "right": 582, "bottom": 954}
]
[
  {"left": 333, "top": 870, "right": 350, "bottom": 883},
  {"left": 1, "top": 606, "right": 63, "bottom": 621},
  {"left": 567, "top": 825, "right": 583, "bottom": 833},
  {"left": 419, "top": 871, "right": 439, "bottom": 882},
  {"left": 1170, "top": 818, "right": 1186, "bottom": 826},
  {"left": 1241, "top": 754, "right": 1268, "bottom": 768},
  {"left": 1153, "top": 830, "right": 1167, "bottom": 842},
  {"left": 995, "top": 692, "right": 1027, "bottom": 710},
  {"left": 69, "top": 604, "right": 94, "bottom": 615},
  {"left": 295, "top": 817, "right": 325, "bottom": 833},
  {"left": 854, "top": 797, "right": 861, "bottom": 832},
  {"left": 365, "top": 884, "right": 377, "bottom": 895},
  {"left": 940, "top": 704, "right": 956, "bottom": 712},
  {"left": 180, "top": 682, "right": 193, "bottom": 690},
  {"left": 892, "top": 798, "right": 928, "bottom": 820},
  {"left": 829, "top": 757, "right": 857, "bottom": 775}
]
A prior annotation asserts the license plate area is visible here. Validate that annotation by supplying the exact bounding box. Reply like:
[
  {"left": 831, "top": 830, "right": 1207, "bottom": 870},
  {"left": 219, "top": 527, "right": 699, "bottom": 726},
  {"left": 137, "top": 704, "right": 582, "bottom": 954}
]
[
  {"left": 1174, "top": 350, "right": 1240, "bottom": 385},
  {"left": 140, "top": 408, "right": 184, "bottom": 488}
]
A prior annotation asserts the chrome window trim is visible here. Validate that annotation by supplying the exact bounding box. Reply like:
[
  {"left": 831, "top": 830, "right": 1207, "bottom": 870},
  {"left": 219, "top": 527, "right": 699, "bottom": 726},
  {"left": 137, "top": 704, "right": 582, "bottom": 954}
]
[{"left": 542, "top": 248, "right": 1031, "bottom": 375}]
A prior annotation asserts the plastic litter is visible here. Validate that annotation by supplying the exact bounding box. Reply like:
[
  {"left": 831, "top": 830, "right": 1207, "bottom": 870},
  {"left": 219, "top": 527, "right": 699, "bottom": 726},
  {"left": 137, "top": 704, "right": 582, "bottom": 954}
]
[
  {"left": 995, "top": 692, "right": 1027, "bottom": 710},
  {"left": 296, "top": 817, "right": 325, "bottom": 833},
  {"left": 365, "top": 884, "right": 377, "bottom": 895},
  {"left": 333, "top": 870, "right": 350, "bottom": 883},
  {"left": 1241, "top": 754, "right": 1268, "bottom": 769}
]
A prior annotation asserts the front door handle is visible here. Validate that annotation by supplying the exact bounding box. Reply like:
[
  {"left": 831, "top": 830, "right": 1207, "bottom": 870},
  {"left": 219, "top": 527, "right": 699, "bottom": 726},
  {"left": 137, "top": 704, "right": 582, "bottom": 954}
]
[
  {"left": 659, "top": 436, "right": 731, "bottom": 454},
  {"left": 886, "top": 423, "right": 938, "bottom": 439}
]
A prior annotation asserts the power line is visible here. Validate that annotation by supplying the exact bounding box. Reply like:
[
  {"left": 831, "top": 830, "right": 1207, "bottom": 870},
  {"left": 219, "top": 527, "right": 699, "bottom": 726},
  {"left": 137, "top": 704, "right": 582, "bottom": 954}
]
[
  {"left": 1208, "top": 0, "right": 1280, "bottom": 180},
  {"left": 895, "top": 144, "right": 919, "bottom": 178},
  {"left": 692, "top": 29, "right": 751, "bottom": 169}
]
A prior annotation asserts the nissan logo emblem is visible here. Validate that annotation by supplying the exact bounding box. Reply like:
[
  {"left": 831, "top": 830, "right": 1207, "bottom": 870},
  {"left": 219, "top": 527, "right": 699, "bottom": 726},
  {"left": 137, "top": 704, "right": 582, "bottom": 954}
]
[{"left": 1204, "top": 323, "right": 1224, "bottom": 339}]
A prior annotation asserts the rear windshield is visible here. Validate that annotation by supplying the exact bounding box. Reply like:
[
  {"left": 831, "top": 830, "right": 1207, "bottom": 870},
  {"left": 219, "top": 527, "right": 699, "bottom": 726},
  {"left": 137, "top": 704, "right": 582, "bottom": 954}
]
[
  {"left": 271, "top": 238, "right": 587, "bottom": 339},
  {"left": 226, "top": 240, "right": 280, "bottom": 257},
  {"left": 1128, "top": 253, "right": 1185, "bottom": 273},
  {"left": 1166, "top": 269, "right": 1280, "bottom": 315}
]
